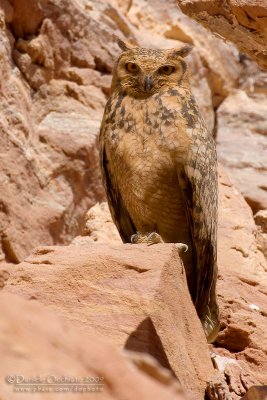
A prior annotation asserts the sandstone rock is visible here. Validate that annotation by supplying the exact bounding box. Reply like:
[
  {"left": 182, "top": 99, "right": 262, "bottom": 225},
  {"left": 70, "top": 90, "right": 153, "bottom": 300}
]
[
  {"left": 0, "top": 0, "right": 137, "bottom": 262},
  {"left": 214, "top": 169, "right": 267, "bottom": 385},
  {"left": 255, "top": 210, "right": 267, "bottom": 233},
  {"left": 73, "top": 202, "right": 121, "bottom": 245},
  {"left": 0, "top": 291, "right": 190, "bottom": 400},
  {"left": 207, "top": 355, "right": 261, "bottom": 400},
  {"left": 205, "top": 168, "right": 267, "bottom": 398},
  {"left": 216, "top": 90, "right": 267, "bottom": 213},
  {"left": 178, "top": 0, "right": 267, "bottom": 69},
  {"left": 125, "top": 351, "right": 192, "bottom": 398},
  {"left": 238, "top": 56, "right": 267, "bottom": 97},
  {"left": 255, "top": 210, "right": 267, "bottom": 258},
  {"left": 206, "top": 371, "right": 233, "bottom": 400},
  {"left": 1, "top": 243, "right": 214, "bottom": 399},
  {"left": 256, "top": 230, "right": 267, "bottom": 260}
]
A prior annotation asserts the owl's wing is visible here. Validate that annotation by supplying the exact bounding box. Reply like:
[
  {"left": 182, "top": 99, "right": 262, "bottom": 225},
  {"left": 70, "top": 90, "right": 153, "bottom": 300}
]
[
  {"left": 177, "top": 136, "right": 218, "bottom": 322},
  {"left": 99, "top": 143, "right": 136, "bottom": 243}
]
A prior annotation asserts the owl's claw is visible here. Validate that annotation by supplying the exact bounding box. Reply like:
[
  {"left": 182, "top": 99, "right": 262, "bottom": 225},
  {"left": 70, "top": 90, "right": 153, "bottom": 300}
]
[
  {"left": 175, "top": 243, "right": 188, "bottom": 253},
  {"left": 147, "top": 232, "right": 164, "bottom": 246},
  {"left": 131, "top": 232, "right": 148, "bottom": 244},
  {"left": 131, "top": 231, "right": 163, "bottom": 245}
]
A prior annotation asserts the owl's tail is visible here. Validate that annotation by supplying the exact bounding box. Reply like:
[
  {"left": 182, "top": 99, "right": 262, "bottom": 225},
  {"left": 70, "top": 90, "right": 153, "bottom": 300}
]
[{"left": 200, "top": 296, "right": 220, "bottom": 344}]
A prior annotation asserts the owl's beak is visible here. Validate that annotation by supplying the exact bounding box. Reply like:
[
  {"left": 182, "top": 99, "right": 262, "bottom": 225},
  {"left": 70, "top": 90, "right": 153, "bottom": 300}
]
[{"left": 144, "top": 75, "right": 153, "bottom": 91}]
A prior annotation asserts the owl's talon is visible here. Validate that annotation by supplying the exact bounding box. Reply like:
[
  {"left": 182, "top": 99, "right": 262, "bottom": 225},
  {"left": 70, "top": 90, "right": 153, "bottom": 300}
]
[
  {"left": 147, "top": 232, "right": 164, "bottom": 246},
  {"left": 175, "top": 243, "right": 188, "bottom": 253},
  {"left": 131, "top": 232, "right": 148, "bottom": 244}
]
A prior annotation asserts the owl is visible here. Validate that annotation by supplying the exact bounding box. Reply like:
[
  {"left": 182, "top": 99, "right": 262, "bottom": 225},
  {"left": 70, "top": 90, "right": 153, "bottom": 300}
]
[{"left": 99, "top": 39, "right": 219, "bottom": 343}]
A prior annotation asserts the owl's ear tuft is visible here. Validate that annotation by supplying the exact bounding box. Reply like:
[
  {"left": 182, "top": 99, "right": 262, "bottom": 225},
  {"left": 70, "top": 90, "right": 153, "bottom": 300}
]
[
  {"left": 169, "top": 45, "right": 193, "bottom": 59},
  {"left": 117, "top": 38, "right": 136, "bottom": 52}
]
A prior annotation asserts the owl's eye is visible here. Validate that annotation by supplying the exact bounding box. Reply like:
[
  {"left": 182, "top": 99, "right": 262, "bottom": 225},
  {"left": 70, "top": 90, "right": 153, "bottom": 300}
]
[
  {"left": 125, "top": 62, "right": 139, "bottom": 73},
  {"left": 158, "top": 65, "right": 175, "bottom": 75}
]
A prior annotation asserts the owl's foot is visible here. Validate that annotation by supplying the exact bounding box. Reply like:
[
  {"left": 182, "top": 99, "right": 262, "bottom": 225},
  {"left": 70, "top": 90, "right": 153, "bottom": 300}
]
[
  {"left": 131, "top": 232, "right": 148, "bottom": 244},
  {"left": 131, "top": 232, "right": 188, "bottom": 253},
  {"left": 147, "top": 234, "right": 188, "bottom": 253},
  {"left": 147, "top": 232, "right": 164, "bottom": 245},
  {"left": 131, "top": 232, "right": 164, "bottom": 245}
]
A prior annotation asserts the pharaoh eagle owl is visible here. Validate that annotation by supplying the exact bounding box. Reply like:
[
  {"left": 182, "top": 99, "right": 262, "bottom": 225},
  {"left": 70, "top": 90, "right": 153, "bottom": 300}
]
[{"left": 99, "top": 39, "right": 219, "bottom": 342}]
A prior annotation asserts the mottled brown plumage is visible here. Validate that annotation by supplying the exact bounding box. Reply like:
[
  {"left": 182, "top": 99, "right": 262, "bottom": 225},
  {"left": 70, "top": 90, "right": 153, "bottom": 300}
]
[{"left": 99, "top": 39, "right": 219, "bottom": 342}]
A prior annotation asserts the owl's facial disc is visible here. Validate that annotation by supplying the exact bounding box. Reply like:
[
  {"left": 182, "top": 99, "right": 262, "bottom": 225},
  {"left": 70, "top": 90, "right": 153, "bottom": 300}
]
[{"left": 116, "top": 53, "right": 186, "bottom": 98}]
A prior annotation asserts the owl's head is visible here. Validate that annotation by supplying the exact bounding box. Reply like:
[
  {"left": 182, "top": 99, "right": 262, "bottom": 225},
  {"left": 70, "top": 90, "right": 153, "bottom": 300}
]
[{"left": 112, "top": 39, "right": 192, "bottom": 98}]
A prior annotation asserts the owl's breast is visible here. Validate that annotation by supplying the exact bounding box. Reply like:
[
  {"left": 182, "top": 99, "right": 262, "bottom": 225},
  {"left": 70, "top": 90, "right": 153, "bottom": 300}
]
[
  {"left": 107, "top": 126, "right": 185, "bottom": 237},
  {"left": 106, "top": 90, "right": 195, "bottom": 161},
  {"left": 114, "top": 143, "right": 183, "bottom": 235}
]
